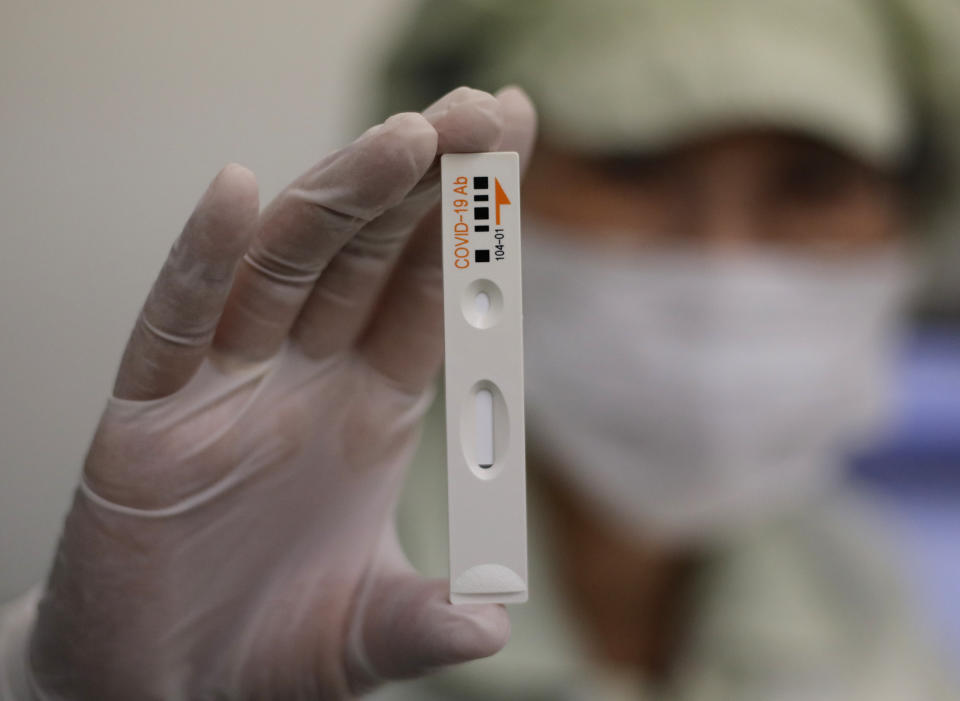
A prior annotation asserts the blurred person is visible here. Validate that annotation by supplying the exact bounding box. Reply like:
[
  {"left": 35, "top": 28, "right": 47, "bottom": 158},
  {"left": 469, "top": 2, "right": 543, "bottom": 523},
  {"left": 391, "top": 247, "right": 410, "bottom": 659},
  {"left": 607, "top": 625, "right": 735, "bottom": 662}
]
[
  {"left": 0, "top": 2, "right": 958, "bottom": 701},
  {"left": 378, "top": 0, "right": 960, "bottom": 699}
]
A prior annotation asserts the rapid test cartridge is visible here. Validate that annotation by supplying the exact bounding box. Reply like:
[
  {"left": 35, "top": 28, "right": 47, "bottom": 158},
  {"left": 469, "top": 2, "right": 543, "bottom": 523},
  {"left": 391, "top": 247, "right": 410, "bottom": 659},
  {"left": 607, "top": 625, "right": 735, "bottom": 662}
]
[{"left": 440, "top": 152, "right": 528, "bottom": 605}]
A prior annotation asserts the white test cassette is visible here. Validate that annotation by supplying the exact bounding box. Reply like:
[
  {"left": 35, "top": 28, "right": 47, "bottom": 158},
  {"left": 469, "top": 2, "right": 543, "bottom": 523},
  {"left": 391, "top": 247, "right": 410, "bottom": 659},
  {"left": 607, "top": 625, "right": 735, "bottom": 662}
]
[{"left": 440, "top": 151, "right": 528, "bottom": 605}]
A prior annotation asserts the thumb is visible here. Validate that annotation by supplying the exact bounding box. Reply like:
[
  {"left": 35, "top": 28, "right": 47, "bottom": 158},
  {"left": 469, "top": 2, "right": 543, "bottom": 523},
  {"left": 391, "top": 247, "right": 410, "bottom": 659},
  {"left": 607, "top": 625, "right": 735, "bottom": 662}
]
[{"left": 345, "top": 573, "right": 510, "bottom": 692}]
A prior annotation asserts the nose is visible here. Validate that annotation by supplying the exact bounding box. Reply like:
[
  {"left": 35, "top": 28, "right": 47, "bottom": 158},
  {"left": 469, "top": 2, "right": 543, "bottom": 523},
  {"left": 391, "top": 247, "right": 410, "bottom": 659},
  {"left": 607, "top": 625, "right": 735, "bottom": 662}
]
[{"left": 677, "top": 147, "right": 766, "bottom": 253}]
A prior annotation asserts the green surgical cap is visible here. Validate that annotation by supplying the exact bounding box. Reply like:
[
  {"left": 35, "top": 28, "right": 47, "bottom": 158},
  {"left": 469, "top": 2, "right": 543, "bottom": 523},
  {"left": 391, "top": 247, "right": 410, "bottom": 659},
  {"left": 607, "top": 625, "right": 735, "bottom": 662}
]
[{"left": 378, "top": 0, "right": 960, "bottom": 227}]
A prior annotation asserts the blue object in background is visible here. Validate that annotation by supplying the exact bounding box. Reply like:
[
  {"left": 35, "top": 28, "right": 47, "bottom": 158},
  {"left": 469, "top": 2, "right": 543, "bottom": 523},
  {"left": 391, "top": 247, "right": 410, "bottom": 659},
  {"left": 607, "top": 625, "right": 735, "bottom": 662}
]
[
  {"left": 852, "top": 327, "right": 960, "bottom": 488},
  {"left": 848, "top": 325, "right": 960, "bottom": 667}
]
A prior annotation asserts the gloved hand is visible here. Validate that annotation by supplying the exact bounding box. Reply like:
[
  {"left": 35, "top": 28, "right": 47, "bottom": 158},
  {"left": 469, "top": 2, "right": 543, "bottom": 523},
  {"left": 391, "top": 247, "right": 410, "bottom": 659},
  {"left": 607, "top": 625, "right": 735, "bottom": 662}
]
[{"left": 0, "top": 85, "right": 537, "bottom": 700}]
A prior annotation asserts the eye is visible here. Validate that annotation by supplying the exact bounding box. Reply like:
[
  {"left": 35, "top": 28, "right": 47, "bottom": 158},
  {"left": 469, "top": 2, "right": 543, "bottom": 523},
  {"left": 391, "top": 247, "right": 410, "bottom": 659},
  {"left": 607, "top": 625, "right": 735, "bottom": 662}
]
[
  {"left": 589, "top": 151, "right": 679, "bottom": 184},
  {"left": 771, "top": 145, "right": 863, "bottom": 206},
  {"left": 762, "top": 137, "right": 902, "bottom": 254}
]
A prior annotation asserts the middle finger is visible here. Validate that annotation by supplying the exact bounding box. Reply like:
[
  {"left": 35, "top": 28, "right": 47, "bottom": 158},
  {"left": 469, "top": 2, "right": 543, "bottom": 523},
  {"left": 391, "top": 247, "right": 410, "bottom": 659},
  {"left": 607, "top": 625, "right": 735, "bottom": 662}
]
[{"left": 213, "top": 111, "right": 438, "bottom": 361}]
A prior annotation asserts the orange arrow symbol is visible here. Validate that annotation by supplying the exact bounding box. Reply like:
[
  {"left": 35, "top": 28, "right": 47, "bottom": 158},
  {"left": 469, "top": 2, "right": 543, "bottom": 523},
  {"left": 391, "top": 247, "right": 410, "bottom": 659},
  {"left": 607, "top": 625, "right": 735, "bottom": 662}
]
[{"left": 494, "top": 177, "right": 511, "bottom": 225}]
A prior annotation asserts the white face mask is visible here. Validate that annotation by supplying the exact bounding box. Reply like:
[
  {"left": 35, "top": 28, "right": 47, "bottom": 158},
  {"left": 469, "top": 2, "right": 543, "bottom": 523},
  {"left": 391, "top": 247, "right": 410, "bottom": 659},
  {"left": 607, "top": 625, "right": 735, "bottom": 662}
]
[{"left": 522, "top": 223, "right": 913, "bottom": 542}]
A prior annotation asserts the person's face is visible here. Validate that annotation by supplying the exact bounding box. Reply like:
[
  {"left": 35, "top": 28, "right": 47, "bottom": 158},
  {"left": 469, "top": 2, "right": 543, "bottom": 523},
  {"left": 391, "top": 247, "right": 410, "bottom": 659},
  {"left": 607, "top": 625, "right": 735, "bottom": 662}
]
[{"left": 523, "top": 131, "right": 906, "bottom": 256}]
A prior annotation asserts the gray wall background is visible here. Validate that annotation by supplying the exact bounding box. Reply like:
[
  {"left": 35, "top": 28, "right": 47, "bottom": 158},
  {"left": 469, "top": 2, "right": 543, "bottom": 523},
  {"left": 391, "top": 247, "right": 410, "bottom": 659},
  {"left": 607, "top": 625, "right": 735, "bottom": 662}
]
[{"left": 0, "top": 0, "right": 413, "bottom": 601}]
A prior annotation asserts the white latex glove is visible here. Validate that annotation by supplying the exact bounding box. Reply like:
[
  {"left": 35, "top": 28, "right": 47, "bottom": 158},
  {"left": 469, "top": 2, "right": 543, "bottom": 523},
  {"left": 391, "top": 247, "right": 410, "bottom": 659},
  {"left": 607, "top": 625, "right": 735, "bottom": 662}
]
[{"left": 0, "top": 85, "right": 537, "bottom": 700}]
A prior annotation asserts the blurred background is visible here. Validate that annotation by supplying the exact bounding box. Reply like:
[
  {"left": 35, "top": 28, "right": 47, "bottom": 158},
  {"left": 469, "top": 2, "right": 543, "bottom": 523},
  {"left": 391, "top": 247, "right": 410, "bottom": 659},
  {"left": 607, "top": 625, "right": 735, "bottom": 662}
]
[{"left": 1, "top": 0, "right": 959, "bottom": 680}]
